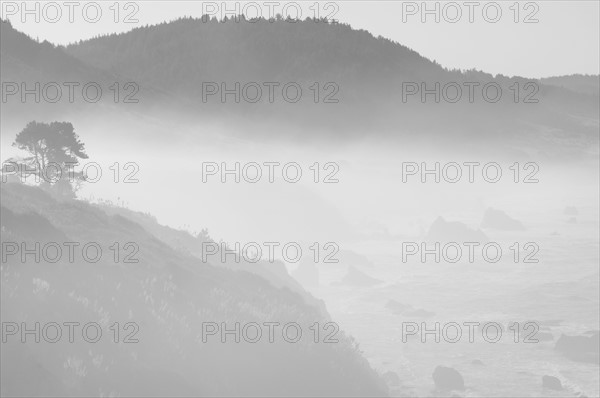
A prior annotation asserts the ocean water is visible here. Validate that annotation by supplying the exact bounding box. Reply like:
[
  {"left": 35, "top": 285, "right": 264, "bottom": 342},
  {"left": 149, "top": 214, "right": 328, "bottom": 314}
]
[{"left": 310, "top": 206, "right": 599, "bottom": 397}]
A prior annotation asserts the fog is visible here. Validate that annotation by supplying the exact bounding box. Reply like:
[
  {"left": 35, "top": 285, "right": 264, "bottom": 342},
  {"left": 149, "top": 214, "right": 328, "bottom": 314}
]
[{"left": 1, "top": 9, "right": 598, "bottom": 396}]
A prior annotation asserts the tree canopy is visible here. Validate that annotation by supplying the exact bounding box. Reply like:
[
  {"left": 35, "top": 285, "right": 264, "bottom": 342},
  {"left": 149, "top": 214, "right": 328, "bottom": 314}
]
[{"left": 9, "top": 121, "right": 88, "bottom": 197}]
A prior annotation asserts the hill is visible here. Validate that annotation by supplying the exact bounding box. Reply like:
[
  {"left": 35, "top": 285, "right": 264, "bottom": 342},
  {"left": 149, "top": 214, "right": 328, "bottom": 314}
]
[
  {"left": 0, "top": 182, "right": 386, "bottom": 397},
  {"left": 1, "top": 17, "right": 598, "bottom": 155},
  {"left": 60, "top": 17, "right": 598, "bottom": 148},
  {"left": 540, "top": 74, "right": 600, "bottom": 97}
]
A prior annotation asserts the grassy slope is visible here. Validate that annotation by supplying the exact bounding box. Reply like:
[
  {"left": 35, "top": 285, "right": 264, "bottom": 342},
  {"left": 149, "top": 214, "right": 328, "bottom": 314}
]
[{"left": 0, "top": 183, "right": 387, "bottom": 397}]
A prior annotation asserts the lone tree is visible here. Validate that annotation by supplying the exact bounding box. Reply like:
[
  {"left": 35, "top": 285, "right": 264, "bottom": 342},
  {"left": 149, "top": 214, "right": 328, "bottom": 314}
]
[{"left": 9, "top": 121, "right": 88, "bottom": 196}]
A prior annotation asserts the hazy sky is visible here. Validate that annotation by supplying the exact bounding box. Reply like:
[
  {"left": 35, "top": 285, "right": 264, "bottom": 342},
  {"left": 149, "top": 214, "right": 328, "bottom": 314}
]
[{"left": 2, "top": 1, "right": 599, "bottom": 78}]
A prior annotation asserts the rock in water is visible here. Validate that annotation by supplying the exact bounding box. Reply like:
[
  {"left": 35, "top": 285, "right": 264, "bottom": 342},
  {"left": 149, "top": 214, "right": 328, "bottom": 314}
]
[
  {"left": 385, "top": 300, "right": 413, "bottom": 315},
  {"left": 340, "top": 266, "right": 382, "bottom": 287},
  {"left": 481, "top": 208, "right": 526, "bottom": 230},
  {"left": 542, "top": 375, "right": 563, "bottom": 390},
  {"left": 555, "top": 333, "right": 600, "bottom": 363},
  {"left": 536, "top": 331, "right": 554, "bottom": 342},
  {"left": 425, "top": 216, "right": 488, "bottom": 243},
  {"left": 432, "top": 366, "right": 465, "bottom": 391}
]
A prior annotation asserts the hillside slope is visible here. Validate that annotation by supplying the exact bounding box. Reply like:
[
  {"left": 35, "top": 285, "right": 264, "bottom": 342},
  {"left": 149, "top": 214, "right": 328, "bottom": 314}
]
[
  {"left": 0, "top": 182, "right": 386, "bottom": 397},
  {"left": 2, "top": 17, "right": 598, "bottom": 155},
  {"left": 62, "top": 17, "right": 598, "bottom": 143}
]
